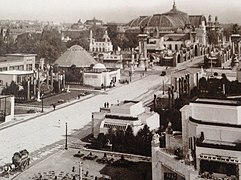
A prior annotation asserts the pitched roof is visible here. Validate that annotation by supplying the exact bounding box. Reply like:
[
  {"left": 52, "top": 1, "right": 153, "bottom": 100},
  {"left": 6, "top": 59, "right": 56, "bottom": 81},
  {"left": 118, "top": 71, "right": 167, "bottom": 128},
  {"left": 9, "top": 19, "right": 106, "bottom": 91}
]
[{"left": 54, "top": 45, "right": 97, "bottom": 68}]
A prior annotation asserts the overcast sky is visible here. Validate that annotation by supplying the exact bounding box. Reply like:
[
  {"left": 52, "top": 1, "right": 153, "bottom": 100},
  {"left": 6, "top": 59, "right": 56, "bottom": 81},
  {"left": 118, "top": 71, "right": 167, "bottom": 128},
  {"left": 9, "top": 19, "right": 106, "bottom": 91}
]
[{"left": 0, "top": 0, "right": 240, "bottom": 24}]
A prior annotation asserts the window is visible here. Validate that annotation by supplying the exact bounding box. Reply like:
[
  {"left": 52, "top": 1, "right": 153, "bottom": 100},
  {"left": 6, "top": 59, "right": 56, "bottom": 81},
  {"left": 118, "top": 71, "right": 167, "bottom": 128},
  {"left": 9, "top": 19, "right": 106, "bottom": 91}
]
[{"left": 26, "top": 64, "right": 32, "bottom": 70}]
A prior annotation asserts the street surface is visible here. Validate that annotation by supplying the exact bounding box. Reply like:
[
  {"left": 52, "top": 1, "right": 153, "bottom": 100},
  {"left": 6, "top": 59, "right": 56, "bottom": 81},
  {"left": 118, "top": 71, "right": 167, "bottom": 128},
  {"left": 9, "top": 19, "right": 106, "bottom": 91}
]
[{"left": 0, "top": 74, "right": 168, "bottom": 167}]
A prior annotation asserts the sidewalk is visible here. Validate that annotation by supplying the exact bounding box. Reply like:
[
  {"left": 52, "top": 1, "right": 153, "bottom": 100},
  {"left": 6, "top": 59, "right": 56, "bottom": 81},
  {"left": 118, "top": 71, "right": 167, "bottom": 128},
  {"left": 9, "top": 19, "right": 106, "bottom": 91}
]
[
  {"left": 0, "top": 69, "right": 147, "bottom": 132},
  {"left": 0, "top": 93, "right": 95, "bottom": 131}
]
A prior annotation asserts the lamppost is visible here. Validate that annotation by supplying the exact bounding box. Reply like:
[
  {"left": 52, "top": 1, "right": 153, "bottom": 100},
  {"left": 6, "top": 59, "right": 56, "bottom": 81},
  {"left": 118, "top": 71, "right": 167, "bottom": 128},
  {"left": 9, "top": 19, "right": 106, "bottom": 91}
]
[
  {"left": 79, "top": 161, "right": 83, "bottom": 180},
  {"left": 162, "top": 79, "right": 165, "bottom": 95},
  {"left": 41, "top": 94, "right": 44, "bottom": 113},
  {"left": 65, "top": 122, "right": 68, "bottom": 150}
]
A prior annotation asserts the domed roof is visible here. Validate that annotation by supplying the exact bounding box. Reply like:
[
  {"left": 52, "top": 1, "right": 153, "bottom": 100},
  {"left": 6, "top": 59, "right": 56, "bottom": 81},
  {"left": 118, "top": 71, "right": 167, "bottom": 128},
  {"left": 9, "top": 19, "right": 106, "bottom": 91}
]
[
  {"left": 93, "top": 63, "right": 106, "bottom": 70},
  {"left": 54, "top": 45, "right": 97, "bottom": 68},
  {"left": 127, "top": 2, "right": 190, "bottom": 30}
]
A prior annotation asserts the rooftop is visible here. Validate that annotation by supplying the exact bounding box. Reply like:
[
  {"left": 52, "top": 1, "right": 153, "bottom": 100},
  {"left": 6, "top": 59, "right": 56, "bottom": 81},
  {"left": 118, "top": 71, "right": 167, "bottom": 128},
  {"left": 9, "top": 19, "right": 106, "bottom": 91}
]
[
  {"left": 6, "top": 53, "right": 37, "bottom": 57},
  {"left": 192, "top": 98, "right": 241, "bottom": 106},
  {"left": 0, "top": 70, "right": 33, "bottom": 75},
  {"left": 54, "top": 45, "right": 97, "bottom": 68}
]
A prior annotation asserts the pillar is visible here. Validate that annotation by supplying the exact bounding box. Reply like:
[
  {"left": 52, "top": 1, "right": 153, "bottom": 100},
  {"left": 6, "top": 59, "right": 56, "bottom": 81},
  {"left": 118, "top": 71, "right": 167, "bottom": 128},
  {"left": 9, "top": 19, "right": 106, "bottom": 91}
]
[
  {"left": 238, "top": 42, "right": 241, "bottom": 58},
  {"left": 58, "top": 72, "right": 61, "bottom": 92},
  {"left": 27, "top": 78, "right": 30, "bottom": 100},
  {"left": 232, "top": 42, "right": 235, "bottom": 55},
  {"left": 51, "top": 67, "right": 53, "bottom": 90},
  {"left": 63, "top": 71, "right": 66, "bottom": 90},
  {"left": 37, "top": 68, "right": 41, "bottom": 102},
  {"left": 33, "top": 71, "right": 36, "bottom": 97},
  {"left": 46, "top": 67, "right": 49, "bottom": 90}
]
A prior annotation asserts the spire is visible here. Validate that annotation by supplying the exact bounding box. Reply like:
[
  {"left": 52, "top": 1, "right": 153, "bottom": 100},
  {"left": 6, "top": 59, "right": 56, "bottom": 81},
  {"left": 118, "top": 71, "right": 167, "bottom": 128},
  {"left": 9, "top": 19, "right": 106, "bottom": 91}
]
[
  {"left": 103, "top": 30, "right": 109, "bottom": 42},
  {"left": 173, "top": 0, "right": 177, "bottom": 10},
  {"left": 89, "top": 30, "right": 93, "bottom": 44}
]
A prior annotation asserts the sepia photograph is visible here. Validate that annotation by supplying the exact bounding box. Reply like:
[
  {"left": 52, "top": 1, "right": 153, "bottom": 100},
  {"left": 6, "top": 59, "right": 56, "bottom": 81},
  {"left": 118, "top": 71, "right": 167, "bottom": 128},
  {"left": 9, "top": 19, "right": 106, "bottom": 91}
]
[{"left": 0, "top": 0, "right": 240, "bottom": 179}]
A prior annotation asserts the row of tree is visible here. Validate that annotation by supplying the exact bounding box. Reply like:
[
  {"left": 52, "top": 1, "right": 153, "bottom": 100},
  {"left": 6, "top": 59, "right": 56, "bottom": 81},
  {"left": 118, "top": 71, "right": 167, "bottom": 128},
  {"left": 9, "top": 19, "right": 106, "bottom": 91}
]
[
  {"left": 1, "top": 80, "right": 62, "bottom": 100},
  {"left": 90, "top": 125, "right": 153, "bottom": 157},
  {"left": 0, "top": 28, "right": 67, "bottom": 64}
]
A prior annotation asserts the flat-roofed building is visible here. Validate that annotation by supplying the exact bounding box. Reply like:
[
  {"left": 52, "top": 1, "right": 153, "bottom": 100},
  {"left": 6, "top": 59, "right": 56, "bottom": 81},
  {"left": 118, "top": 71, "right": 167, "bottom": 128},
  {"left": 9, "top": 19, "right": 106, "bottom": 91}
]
[
  {"left": 92, "top": 100, "right": 159, "bottom": 138},
  {"left": 83, "top": 63, "right": 120, "bottom": 88},
  {"left": 0, "top": 53, "right": 36, "bottom": 71}
]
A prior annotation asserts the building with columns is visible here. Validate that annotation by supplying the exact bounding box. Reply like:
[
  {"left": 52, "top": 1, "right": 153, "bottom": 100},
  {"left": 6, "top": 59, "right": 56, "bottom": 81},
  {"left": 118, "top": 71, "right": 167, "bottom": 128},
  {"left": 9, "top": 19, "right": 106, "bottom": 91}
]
[{"left": 152, "top": 97, "right": 241, "bottom": 179}]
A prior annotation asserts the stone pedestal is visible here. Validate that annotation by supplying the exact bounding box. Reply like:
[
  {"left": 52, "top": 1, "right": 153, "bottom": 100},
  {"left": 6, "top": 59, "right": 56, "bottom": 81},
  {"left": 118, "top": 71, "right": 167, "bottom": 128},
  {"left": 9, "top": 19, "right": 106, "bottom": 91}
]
[{"left": 138, "top": 55, "right": 146, "bottom": 68}]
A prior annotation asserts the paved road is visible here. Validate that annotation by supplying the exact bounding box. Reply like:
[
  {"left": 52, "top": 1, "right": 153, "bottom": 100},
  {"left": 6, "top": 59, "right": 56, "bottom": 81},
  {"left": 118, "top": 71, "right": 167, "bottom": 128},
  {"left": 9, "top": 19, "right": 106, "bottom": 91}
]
[{"left": 0, "top": 75, "right": 167, "bottom": 166}]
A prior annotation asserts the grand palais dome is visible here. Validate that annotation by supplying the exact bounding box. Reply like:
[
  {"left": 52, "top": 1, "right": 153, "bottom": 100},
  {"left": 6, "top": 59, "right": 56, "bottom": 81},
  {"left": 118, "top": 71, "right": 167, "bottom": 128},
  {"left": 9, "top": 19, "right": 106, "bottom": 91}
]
[{"left": 127, "top": 2, "right": 198, "bottom": 30}]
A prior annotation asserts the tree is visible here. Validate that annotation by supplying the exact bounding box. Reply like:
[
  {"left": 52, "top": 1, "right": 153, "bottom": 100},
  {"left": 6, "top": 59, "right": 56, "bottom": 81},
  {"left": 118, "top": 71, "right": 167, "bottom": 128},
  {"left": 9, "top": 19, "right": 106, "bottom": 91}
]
[
  {"left": 232, "top": 24, "right": 240, "bottom": 34},
  {"left": 15, "top": 33, "right": 40, "bottom": 54},
  {"left": 107, "top": 25, "right": 119, "bottom": 51},
  {"left": 112, "top": 129, "right": 125, "bottom": 152},
  {"left": 66, "top": 37, "right": 89, "bottom": 50},
  {"left": 38, "top": 28, "right": 66, "bottom": 64},
  {"left": 2, "top": 81, "right": 19, "bottom": 96},
  {"left": 0, "top": 36, "right": 6, "bottom": 55},
  {"left": 136, "top": 125, "right": 152, "bottom": 156},
  {"left": 207, "top": 30, "right": 219, "bottom": 45},
  {"left": 199, "top": 77, "right": 208, "bottom": 93},
  {"left": 125, "top": 126, "right": 135, "bottom": 153},
  {"left": 53, "top": 80, "right": 60, "bottom": 93}
]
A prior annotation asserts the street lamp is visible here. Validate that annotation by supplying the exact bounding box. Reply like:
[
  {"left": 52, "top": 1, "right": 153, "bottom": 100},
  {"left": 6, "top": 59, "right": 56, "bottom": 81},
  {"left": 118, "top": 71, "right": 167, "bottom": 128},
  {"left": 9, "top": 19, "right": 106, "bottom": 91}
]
[
  {"left": 162, "top": 79, "right": 165, "bottom": 95},
  {"left": 79, "top": 161, "right": 83, "bottom": 180},
  {"left": 41, "top": 94, "right": 44, "bottom": 113},
  {"left": 65, "top": 122, "right": 68, "bottom": 150}
]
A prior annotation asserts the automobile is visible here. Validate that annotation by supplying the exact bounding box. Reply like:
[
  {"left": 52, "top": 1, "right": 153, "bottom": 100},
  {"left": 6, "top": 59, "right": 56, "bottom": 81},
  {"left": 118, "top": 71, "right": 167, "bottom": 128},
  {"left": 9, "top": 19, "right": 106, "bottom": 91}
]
[
  {"left": 83, "top": 152, "right": 98, "bottom": 160},
  {"left": 160, "top": 71, "right": 166, "bottom": 76},
  {"left": 73, "top": 151, "right": 84, "bottom": 158}
]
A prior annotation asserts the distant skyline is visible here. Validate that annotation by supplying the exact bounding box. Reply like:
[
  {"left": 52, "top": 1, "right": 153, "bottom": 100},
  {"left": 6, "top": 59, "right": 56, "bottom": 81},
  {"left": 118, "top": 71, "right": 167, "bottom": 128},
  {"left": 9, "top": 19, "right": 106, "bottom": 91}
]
[{"left": 0, "top": 0, "right": 241, "bottom": 24}]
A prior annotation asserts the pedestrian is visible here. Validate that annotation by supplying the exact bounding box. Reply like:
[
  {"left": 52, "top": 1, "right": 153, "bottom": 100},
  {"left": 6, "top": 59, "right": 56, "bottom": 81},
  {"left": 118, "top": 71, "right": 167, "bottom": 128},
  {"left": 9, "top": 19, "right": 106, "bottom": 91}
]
[
  {"left": 104, "top": 102, "right": 107, "bottom": 108},
  {"left": 53, "top": 104, "right": 56, "bottom": 110},
  {"left": 58, "top": 120, "right": 61, "bottom": 127},
  {"left": 72, "top": 166, "right": 75, "bottom": 173},
  {"left": 107, "top": 102, "right": 109, "bottom": 108}
]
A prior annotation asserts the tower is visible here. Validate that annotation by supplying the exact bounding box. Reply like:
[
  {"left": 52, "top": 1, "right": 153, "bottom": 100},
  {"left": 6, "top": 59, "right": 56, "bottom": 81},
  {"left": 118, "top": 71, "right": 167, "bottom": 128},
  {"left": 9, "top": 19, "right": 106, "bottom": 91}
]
[
  {"left": 138, "top": 34, "right": 148, "bottom": 68},
  {"left": 89, "top": 30, "right": 94, "bottom": 52}
]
